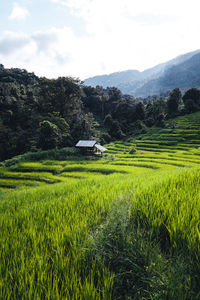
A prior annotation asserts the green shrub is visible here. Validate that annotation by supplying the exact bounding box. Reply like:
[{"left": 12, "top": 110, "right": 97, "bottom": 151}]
[
  {"left": 129, "top": 145, "right": 136, "bottom": 154},
  {"left": 100, "top": 132, "right": 112, "bottom": 144}
]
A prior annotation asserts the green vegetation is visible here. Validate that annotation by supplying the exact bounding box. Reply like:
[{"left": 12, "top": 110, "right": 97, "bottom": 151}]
[
  {"left": 2, "top": 65, "right": 200, "bottom": 162},
  {"left": 1, "top": 112, "right": 200, "bottom": 298}
]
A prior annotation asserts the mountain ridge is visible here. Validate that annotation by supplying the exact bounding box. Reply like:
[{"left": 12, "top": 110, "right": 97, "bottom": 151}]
[{"left": 84, "top": 49, "right": 200, "bottom": 97}]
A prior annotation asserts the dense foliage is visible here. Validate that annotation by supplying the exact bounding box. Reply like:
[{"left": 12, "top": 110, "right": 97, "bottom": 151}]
[
  {"left": 1, "top": 64, "right": 200, "bottom": 161},
  {"left": 0, "top": 66, "right": 96, "bottom": 160}
]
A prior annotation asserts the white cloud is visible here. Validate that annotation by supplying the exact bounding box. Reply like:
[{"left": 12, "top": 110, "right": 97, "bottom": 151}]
[
  {"left": 53, "top": 0, "right": 200, "bottom": 20},
  {"left": 9, "top": 2, "right": 29, "bottom": 21},
  {"left": 0, "top": 31, "right": 30, "bottom": 54},
  {"left": 1, "top": 0, "right": 200, "bottom": 79},
  {"left": 48, "top": 0, "right": 200, "bottom": 76},
  {"left": 0, "top": 27, "right": 90, "bottom": 78}
]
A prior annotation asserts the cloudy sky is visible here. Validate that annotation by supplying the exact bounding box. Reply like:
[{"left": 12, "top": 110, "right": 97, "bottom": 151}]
[{"left": 0, "top": 0, "right": 200, "bottom": 79}]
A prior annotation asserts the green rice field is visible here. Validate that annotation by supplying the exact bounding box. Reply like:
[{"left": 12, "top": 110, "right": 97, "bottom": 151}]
[{"left": 1, "top": 112, "right": 200, "bottom": 299}]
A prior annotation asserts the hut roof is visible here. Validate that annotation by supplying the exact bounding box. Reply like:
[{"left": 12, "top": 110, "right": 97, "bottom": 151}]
[
  {"left": 94, "top": 144, "right": 107, "bottom": 153},
  {"left": 76, "top": 140, "right": 97, "bottom": 148}
]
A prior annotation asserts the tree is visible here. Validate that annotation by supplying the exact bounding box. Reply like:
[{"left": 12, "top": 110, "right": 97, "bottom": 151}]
[
  {"left": 38, "top": 120, "right": 60, "bottom": 150},
  {"left": 70, "top": 112, "right": 96, "bottom": 141},
  {"left": 184, "top": 99, "right": 198, "bottom": 113},
  {"left": 135, "top": 102, "right": 145, "bottom": 120},
  {"left": 46, "top": 113, "right": 71, "bottom": 147},
  {"left": 145, "top": 98, "right": 167, "bottom": 126},
  {"left": 100, "top": 132, "right": 111, "bottom": 144},
  {"left": 182, "top": 88, "right": 200, "bottom": 113},
  {"left": 167, "top": 88, "right": 182, "bottom": 116},
  {"left": 104, "top": 114, "right": 113, "bottom": 128},
  {"left": 104, "top": 114, "right": 124, "bottom": 139}
]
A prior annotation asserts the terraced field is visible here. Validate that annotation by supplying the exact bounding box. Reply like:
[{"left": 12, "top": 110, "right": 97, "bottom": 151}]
[
  {"left": 1, "top": 112, "right": 200, "bottom": 299},
  {"left": 1, "top": 112, "right": 200, "bottom": 192}
]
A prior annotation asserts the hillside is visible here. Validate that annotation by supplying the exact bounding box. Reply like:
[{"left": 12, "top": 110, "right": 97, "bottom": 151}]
[
  {"left": 84, "top": 49, "right": 200, "bottom": 97},
  {"left": 83, "top": 69, "right": 141, "bottom": 88},
  {"left": 2, "top": 64, "right": 200, "bottom": 162},
  {"left": 2, "top": 111, "right": 200, "bottom": 190},
  {"left": 134, "top": 52, "right": 200, "bottom": 97},
  {"left": 1, "top": 112, "right": 200, "bottom": 298}
]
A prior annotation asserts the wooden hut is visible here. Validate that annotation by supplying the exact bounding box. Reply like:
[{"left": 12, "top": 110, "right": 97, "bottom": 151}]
[{"left": 76, "top": 140, "right": 107, "bottom": 155}]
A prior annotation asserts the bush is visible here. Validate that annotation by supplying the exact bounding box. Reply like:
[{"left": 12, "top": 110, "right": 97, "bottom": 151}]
[
  {"left": 100, "top": 133, "right": 112, "bottom": 144},
  {"left": 129, "top": 145, "right": 136, "bottom": 154},
  {"left": 131, "top": 120, "right": 147, "bottom": 134},
  {"left": 135, "top": 120, "right": 146, "bottom": 130}
]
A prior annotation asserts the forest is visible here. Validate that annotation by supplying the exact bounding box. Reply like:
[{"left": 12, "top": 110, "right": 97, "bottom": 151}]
[{"left": 1, "top": 64, "right": 200, "bottom": 161}]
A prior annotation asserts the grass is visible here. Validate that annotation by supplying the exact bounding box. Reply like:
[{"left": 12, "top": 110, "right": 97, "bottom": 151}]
[{"left": 1, "top": 112, "right": 200, "bottom": 298}]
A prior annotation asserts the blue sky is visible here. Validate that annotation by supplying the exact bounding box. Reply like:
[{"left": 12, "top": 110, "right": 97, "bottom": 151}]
[
  {"left": 0, "top": 1, "right": 86, "bottom": 35},
  {"left": 0, "top": 0, "right": 200, "bottom": 79}
]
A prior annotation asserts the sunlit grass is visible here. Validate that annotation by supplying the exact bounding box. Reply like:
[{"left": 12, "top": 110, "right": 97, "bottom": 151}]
[{"left": 1, "top": 112, "right": 200, "bottom": 298}]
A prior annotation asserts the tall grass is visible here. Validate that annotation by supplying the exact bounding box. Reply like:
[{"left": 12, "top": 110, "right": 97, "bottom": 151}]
[
  {"left": 1, "top": 168, "right": 200, "bottom": 298},
  {"left": 1, "top": 112, "right": 200, "bottom": 298}
]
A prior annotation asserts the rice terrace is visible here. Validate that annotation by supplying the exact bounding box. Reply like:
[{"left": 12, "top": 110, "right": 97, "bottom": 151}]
[
  {"left": 2, "top": 0, "right": 200, "bottom": 297},
  {"left": 1, "top": 112, "right": 200, "bottom": 299}
]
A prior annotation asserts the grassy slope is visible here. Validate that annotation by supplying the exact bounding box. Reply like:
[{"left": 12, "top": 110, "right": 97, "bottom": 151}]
[{"left": 1, "top": 112, "right": 200, "bottom": 299}]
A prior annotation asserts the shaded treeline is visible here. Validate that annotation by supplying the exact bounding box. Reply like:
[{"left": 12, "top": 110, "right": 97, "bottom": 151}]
[
  {"left": 0, "top": 67, "right": 95, "bottom": 160},
  {"left": 1, "top": 64, "right": 200, "bottom": 160}
]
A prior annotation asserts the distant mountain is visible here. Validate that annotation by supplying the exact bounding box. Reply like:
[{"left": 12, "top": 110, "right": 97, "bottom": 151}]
[
  {"left": 134, "top": 51, "right": 200, "bottom": 97},
  {"left": 84, "top": 50, "right": 200, "bottom": 97},
  {"left": 84, "top": 69, "right": 141, "bottom": 87}
]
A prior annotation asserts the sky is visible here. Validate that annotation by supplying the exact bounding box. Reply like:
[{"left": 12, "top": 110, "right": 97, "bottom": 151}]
[{"left": 0, "top": 0, "right": 200, "bottom": 80}]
